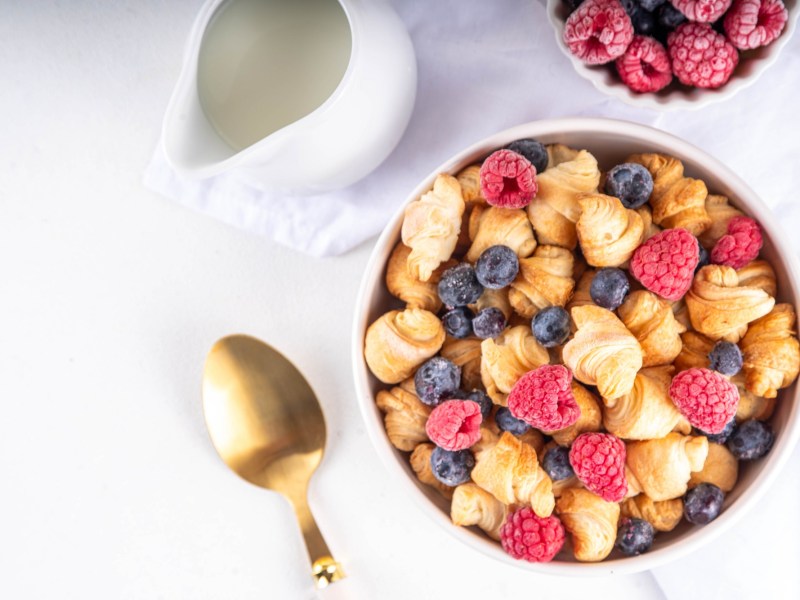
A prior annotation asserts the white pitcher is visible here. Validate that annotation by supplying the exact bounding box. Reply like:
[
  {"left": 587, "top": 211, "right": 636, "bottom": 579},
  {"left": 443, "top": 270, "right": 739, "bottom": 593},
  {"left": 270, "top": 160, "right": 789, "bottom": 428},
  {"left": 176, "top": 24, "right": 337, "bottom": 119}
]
[{"left": 161, "top": 0, "right": 417, "bottom": 194}]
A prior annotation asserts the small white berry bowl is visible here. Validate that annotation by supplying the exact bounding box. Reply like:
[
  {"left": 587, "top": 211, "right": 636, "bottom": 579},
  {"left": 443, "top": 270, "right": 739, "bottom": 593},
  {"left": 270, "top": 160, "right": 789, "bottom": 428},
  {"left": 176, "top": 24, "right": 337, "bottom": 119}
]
[
  {"left": 351, "top": 118, "right": 800, "bottom": 574},
  {"left": 545, "top": 0, "right": 799, "bottom": 111}
]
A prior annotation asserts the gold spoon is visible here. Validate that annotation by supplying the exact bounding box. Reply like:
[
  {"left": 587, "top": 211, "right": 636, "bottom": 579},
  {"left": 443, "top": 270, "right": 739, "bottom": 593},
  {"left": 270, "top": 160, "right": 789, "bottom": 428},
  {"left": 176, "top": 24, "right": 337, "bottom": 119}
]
[{"left": 202, "top": 334, "right": 346, "bottom": 590}]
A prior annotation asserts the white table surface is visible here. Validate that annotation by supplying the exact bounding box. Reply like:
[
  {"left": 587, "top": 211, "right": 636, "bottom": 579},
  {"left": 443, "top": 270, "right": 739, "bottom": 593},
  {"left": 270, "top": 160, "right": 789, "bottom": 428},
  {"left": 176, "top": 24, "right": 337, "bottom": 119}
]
[{"left": 1, "top": 1, "right": 798, "bottom": 599}]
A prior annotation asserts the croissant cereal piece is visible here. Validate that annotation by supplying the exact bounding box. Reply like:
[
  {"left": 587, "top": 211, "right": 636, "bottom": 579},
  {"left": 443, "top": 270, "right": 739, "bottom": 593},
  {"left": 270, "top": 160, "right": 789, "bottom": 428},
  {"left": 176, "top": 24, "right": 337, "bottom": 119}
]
[
  {"left": 618, "top": 291, "right": 685, "bottom": 367},
  {"left": 527, "top": 146, "right": 601, "bottom": 249},
  {"left": 740, "top": 304, "right": 800, "bottom": 398},
  {"left": 673, "top": 330, "right": 714, "bottom": 372},
  {"left": 365, "top": 308, "right": 445, "bottom": 384},
  {"left": 686, "top": 265, "right": 775, "bottom": 343},
  {"left": 466, "top": 205, "right": 537, "bottom": 263},
  {"left": 552, "top": 475, "right": 583, "bottom": 498},
  {"left": 626, "top": 433, "right": 708, "bottom": 501},
  {"left": 544, "top": 382, "right": 602, "bottom": 446},
  {"left": 567, "top": 269, "right": 596, "bottom": 313},
  {"left": 637, "top": 205, "right": 662, "bottom": 242},
  {"left": 385, "top": 242, "right": 447, "bottom": 312},
  {"left": 375, "top": 378, "right": 431, "bottom": 451},
  {"left": 624, "top": 465, "right": 643, "bottom": 499},
  {"left": 456, "top": 164, "right": 485, "bottom": 206},
  {"left": 556, "top": 488, "right": 620, "bottom": 562},
  {"left": 736, "top": 260, "right": 777, "bottom": 298},
  {"left": 519, "top": 428, "right": 547, "bottom": 456},
  {"left": 481, "top": 325, "right": 549, "bottom": 405},
  {"left": 472, "top": 426, "right": 501, "bottom": 462},
  {"left": 508, "top": 245, "right": 576, "bottom": 319},
  {"left": 576, "top": 194, "right": 644, "bottom": 267},
  {"left": 410, "top": 443, "right": 453, "bottom": 499},
  {"left": 732, "top": 373, "right": 776, "bottom": 422},
  {"left": 451, "top": 483, "right": 509, "bottom": 540},
  {"left": 688, "top": 442, "right": 738, "bottom": 493},
  {"left": 671, "top": 299, "right": 692, "bottom": 331},
  {"left": 440, "top": 337, "right": 484, "bottom": 392},
  {"left": 401, "top": 173, "right": 465, "bottom": 282},
  {"left": 563, "top": 305, "right": 643, "bottom": 400},
  {"left": 627, "top": 153, "right": 711, "bottom": 236},
  {"left": 604, "top": 366, "right": 691, "bottom": 440},
  {"left": 699, "top": 195, "right": 744, "bottom": 249},
  {"left": 472, "top": 431, "right": 555, "bottom": 517},
  {"left": 475, "top": 287, "right": 513, "bottom": 320},
  {"left": 620, "top": 495, "right": 684, "bottom": 532}
]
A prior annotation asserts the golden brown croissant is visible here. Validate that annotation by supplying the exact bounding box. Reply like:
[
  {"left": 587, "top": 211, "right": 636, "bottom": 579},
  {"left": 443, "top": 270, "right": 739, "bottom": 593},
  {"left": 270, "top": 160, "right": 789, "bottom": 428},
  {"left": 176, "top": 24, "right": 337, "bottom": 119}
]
[
  {"left": 364, "top": 308, "right": 445, "bottom": 384},
  {"left": 375, "top": 378, "right": 431, "bottom": 451},
  {"left": 576, "top": 193, "right": 644, "bottom": 267},
  {"left": 626, "top": 433, "right": 708, "bottom": 501},
  {"left": 401, "top": 173, "right": 465, "bottom": 282},
  {"left": 732, "top": 373, "right": 776, "bottom": 422},
  {"left": 698, "top": 195, "right": 744, "bottom": 248},
  {"left": 440, "top": 337, "right": 483, "bottom": 392},
  {"left": 451, "top": 483, "right": 508, "bottom": 540},
  {"left": 471, "top": 431, "right": 554, "bottom": 517},
  {"left": 603, "top": 366, "right": 691, "bottom": 440},
  {"left": 673, "top": 330, "right": 713, "bottom": 372},
  {"left": 566, "top": 269, "right": 596, "bottom": 313},
  {"left": 480, "top": 325, "right": 549, "bottom": 405},
  {"left": 618, "top": 291, "right": 685, "bottom": 367},
  {"left": 519, "top": 429, "right": 547, "bottom": 456},
  {"left": 385, "top": 242, "right": 448, "bottom": 312},
  {"left": 627, "top": 153, "right": 711, "bottom": 235},
  {"left": 740, "top": 303, "right": 800, "bottom": 398},
  {"left": 508, "top": 245, "right": 575, "bottom": 319},
  {"left": 688, "top": 442, "right": 738, "bottom": 493},
  {"left": 637, "top": 205, "right": 662, "bottom": 242},
  {"left": 620, "top": 495, "right": 684, "bottom": 532},
  {"left": 456, "top": 164, "right": 485, "bottom": 206},
  {"left": 563, "top": 305, "right": 643, "bottom": 400},
  {"left": 475, "top": 287, "right": 513, "bottom": 321},
  {"left": 472, "top": 426, "right": 501, "bottom": 462},
  {"left": 466, "top": 205, "right": 537, "bottom": 263},
  {"left": 410, "top": 443, "right": 453, "bottom": 498},
  {"left": 685, "top": 265, "right": 775, "bottom": 342},
  {"left": 736, "top": 260, "right": 777, "bottom": 298},
  {"left": 671, "top": 299, "right": 692, "bottom": 331},
  {"left": 544, "top": 382, "right": 603, "bottom": 446},
  {"left": 556, "top": 487, "right": 619, "bottom": 562},
  {"left": 527, "top": 146, "right": 601, "bottom": 249}
]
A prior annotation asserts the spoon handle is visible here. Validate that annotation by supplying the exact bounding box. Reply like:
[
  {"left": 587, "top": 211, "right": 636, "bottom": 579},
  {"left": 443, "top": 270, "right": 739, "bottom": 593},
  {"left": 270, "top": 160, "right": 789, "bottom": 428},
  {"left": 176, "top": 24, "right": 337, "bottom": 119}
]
[{"left": 293, "top": 496, "right": 346, "bottom": 589}]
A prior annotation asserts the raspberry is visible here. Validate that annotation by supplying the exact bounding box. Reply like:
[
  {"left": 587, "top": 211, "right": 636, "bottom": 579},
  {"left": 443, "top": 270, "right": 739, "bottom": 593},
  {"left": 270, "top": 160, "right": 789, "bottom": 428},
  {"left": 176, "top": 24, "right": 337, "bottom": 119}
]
[
  {"left": 630, "top": 228, "right": 700, "bottom": 301},
  {"left": 616, "top": 35, "right": 673, "bottom": 93},
  {"left": 669, "top": 368, "right": 740, "bottom": 434},
  {"left": 569, "top": 433, "right": 628, "bottom": 502},
  {"left": 425, "top": 399, "right": 482, "bottom": 451},
  {"left": 724, "top": 0, "right": 788, "bottom": 50},
  {"left": 479, "top": 149, "right": 538, "bottom": 209},
  {"left": 668, "top": 23, "right": 739, "bottom": 89},
  {"left": 507, "top": 365, "right": 580, "bottom": 431},
  {"left": 669, "top": 0, "right": 732, "bottom": 22},
  {"left": 710, "top": 215, "right": 763, "bottom": 269},
  {"left": 500, "top": 507, "right": 565, "bottom": 563},
  {"left": 563, "top": 0, "right": 635, "bottom": 65}
]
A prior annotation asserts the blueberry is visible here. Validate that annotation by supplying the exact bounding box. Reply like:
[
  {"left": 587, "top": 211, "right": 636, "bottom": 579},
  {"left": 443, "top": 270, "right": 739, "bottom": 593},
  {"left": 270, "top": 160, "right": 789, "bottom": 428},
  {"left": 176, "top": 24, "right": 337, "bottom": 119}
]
[
  {"left": 532, "top": 306, "right": 571, "bottom": 348},
  {"left": 438, "top": 263, "right": 484, "bottom": 307},
  {"left": 620, "top": 0, "right": 656, "bottom": 35},
  {"left": 708, "top": 341, "right": 743, "bottom": 376},
  {"left": 495, "top": 407, "right": 531, "bottom": 436},
  {"left": 430, "top": 447, "right": 475, "bottom": 487},
  {"left": 472, "top": 307, "right": 507, "bottom": 340},
  {"left": 697, "top": 243, "right": 710, "bottom": 272},
  {"left": 414, "top": 357, "right": 461, "bottom": 407},
  {"left": 639, "top": 0, "right": 666, "bottom": 11},
  {"left": 696, "top": 417, "right": 736, "bottom": 444},
  {"left": 605, "top": 162, "right": 654, "bottom": 209},
  {"left": 657, "top": 3, "right": 686, "bottom": 30},
  {"left": 542, "top": 446, "right": 574, "bottom": 481},
  {"left": 442, "top": 306, "right": 474, "bottom": 339},
  {"left": 684, "top": 483, "right": 725, "bottom": 525},
  {"left": 464, "top": 389, "right": 493, "bottom": 421},
  {"left": 475, "top": 245, "right": 519, "bottom": 289},
  {"left": 727, "top": 420, "right": 774, "bottom": 460},
  {"left": 506, "top": 139, "right": 548, "bottom": 174},
  {"left": 615, "top": 517, "right": 655, "bottom": 556},
  {"left": 590, "top": 267, "right": 630, "bottom": 311}
]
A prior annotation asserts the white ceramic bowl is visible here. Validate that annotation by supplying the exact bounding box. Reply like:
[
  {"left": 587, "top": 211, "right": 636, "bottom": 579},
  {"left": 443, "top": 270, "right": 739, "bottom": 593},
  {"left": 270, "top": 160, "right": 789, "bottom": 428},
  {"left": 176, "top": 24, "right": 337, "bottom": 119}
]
[
  {"left": 545, "top": 0, "right": 799, "bottom": 111},
  {"left": 352, "top": 118, "right": 800, "bottom": 575}
]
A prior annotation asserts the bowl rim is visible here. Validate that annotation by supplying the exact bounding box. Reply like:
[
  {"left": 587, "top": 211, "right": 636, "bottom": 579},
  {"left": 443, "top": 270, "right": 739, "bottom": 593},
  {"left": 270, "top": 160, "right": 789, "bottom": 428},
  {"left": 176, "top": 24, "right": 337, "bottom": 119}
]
[{"left": 351, "top": 117, "right": 800, "bottom": 575}]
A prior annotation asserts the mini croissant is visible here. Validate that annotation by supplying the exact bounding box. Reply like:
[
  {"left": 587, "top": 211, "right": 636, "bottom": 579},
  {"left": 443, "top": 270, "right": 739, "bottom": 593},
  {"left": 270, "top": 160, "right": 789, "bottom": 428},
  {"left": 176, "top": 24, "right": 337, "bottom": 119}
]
[
  {"left": 544, "top": 382, "right": 603, "bottom": 446},
  {"left": 385, "top": 242, "right": 446, "bottom": 312},
  {"left": 603, "top": 366, "right": 691, "bottom": 440},
  {"left": 527, "top": 145, "right": 601, "bottom": 249},
  {"left": 685, "top": 265, "right": 775, "bottom": 343},
  {"left": 566, "top": 269, "right": 596, "bottom": 313},
  {"left": 440, "top": 337, "right": 484, "bottom": 392},
  {"left": 471, "top": 431, "right": 555, "bottom": 517},
  {"left": 563, "top": 305, "right": 643, "bottom": 400},
  {"left": 375, "top": 378, "right": 431, "bottom": 451},
  {"left": 627, "top": 153, "right": 711, "bottom": 236},
  {"left": 736, "top": 260, "right": 777, "bottom": 298},
  {"left": 576, "top": 194, "right": 644, "bottom": 267},
  {"left": 620, "top": 495, "right": 683, "bottom": 532},
  {"left": 401, "top": 173, "right": 465, "bottom": 282},
  {"left": 556, "top": 488, "right": 620, "bottom": 562},
  {"left": 451, "top": 483, "right": 509, "bottom": 540},
  {"left": 740, "top": 304, "right": 800, "bottom": 398},
  {"left": 618, "top": 290, "right": 685, "bottom": 367},
  {"left": 732, "top": 373, "right": 776, "bottom": 422},
  {"left": 626, "top": 433, "right": 708, "bottom": 501},
  {"left": 688, "top": 442, "right": 738, "bottom": 493},
  {"left": 410, "top": 443, "right": 453, "bottom": 499},
  {"left": 456, "top": 164, "right": 485, "bottom": 206},
  {"left": 673, "top": 330, "right": 714, "bottom": 372},
  {"left": 481, "top": 325, "right": 549, "bottom": 405},
  {"left": 698, "top": 195, "right": 744, "bottom": 249},
  {"left": 365, "top": 308, "right": 445, "bottom": 384},
  {"left": 637, "top": 205, "right": 662, "bottom": 242},
  {"left": 466, "top": 205, "right": 537, "bottom": 263},
  {"left": 475, "top": 287, "right": 513, "bottom": 321},
  {"left": 508, "top": 245, "right": 575, "bottom": 319}
]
